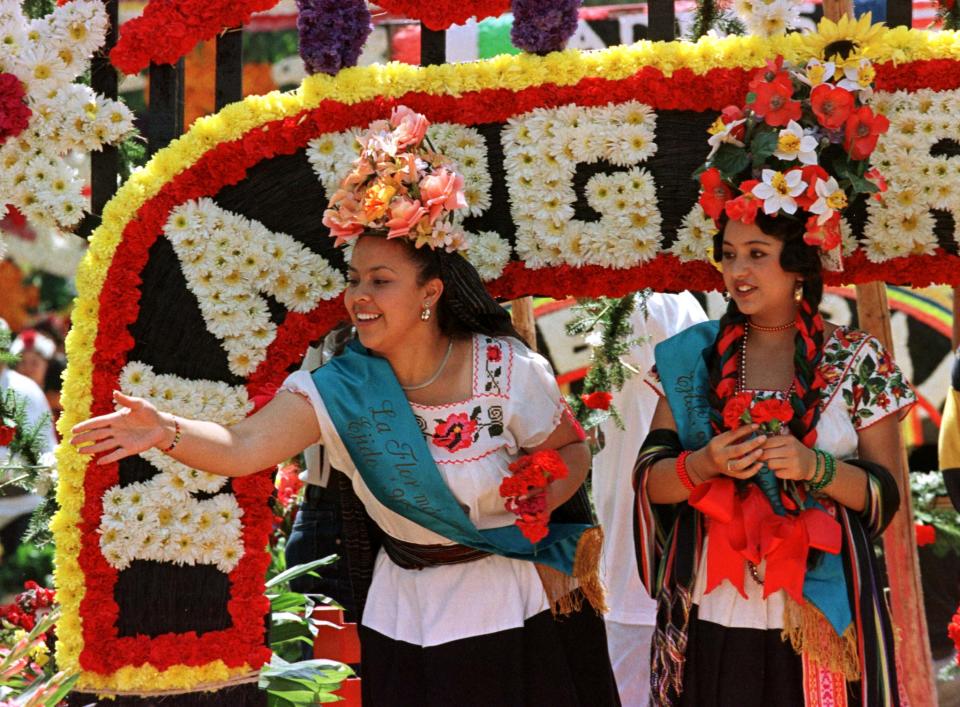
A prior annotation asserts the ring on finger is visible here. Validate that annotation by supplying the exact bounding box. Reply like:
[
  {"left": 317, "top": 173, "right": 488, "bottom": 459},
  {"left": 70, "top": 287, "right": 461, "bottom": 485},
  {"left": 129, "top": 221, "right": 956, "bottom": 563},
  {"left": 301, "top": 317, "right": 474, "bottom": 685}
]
[{"left": 727, "top": 459, "right": 734, "bottom": 472}]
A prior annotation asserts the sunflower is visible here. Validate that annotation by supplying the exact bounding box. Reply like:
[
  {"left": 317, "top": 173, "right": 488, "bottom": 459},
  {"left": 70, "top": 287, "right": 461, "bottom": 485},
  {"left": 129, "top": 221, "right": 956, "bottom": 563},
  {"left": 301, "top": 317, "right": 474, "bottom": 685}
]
[{"left": 802, "top": 12, "right": 888, "bottom": 61}]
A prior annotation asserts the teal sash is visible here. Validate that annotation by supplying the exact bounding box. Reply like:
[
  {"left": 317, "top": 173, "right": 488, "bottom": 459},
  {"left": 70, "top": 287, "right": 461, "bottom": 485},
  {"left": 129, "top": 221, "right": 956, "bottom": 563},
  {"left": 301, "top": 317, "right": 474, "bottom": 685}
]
[
  {"left": 655, "top": 324, "right": 852, "bottom": 636},
  {"left": 310, "top": 340, "right": 592, "bottom": 575}
]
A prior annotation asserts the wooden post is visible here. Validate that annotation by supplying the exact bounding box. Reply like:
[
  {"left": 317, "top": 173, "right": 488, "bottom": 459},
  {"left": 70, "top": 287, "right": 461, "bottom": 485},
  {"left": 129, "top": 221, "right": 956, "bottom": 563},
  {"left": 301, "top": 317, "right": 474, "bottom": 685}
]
[
  {"left": 510, "top": 297, "right": 538, "bottom": 352},
  {"left": 215, "top": 28, "right": 244, "bottom": 111},
  {"left": 855, "top": 283, "right": 936, "bottom": 705}
]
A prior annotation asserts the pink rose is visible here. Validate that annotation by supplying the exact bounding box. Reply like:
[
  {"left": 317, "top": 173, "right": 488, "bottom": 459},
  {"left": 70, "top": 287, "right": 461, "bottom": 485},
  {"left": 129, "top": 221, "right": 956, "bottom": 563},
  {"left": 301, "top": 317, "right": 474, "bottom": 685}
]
[
  {"left": 322, "top": 191, "right": 365, "bottom": 244},
  {"left": 390, "top": 106, "right": 430, "bottom": 148},
  {"left": 419, "top": 168, "right": 467, "bottom": 223},
  {"left": 385, "top": 198, "right": 427, "bottom": 238}
]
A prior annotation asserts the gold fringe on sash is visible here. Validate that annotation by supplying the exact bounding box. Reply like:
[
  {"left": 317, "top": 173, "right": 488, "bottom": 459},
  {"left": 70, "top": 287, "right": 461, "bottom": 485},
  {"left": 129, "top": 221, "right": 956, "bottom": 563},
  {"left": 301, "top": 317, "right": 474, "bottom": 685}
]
[
  {"left": 535, "top": 526, "right": 608, "bottom": 616},
  {"left": 782, "top": 596, "right": 860, "bottom": 682}
]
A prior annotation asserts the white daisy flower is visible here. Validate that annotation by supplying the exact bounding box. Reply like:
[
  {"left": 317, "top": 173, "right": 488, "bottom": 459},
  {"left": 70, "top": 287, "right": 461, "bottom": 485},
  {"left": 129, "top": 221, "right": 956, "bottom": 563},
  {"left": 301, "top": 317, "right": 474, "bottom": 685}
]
[
  {"left": 773, "top": 120, "right": 819, "bottom": 165},
  {"left": 752, "top": 169, "right": 807, "bottom": 215}
]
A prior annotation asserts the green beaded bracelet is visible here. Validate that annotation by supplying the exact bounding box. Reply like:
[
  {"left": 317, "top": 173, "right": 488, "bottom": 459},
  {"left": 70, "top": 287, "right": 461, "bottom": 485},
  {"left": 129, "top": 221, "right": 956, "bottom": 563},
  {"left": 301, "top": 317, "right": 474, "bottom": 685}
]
[
  {"left": 809, "top": 449, "right": 824, "bottom": 486},
  {"left": 810, "top": 449, "right": 836, "bottom": 492}
]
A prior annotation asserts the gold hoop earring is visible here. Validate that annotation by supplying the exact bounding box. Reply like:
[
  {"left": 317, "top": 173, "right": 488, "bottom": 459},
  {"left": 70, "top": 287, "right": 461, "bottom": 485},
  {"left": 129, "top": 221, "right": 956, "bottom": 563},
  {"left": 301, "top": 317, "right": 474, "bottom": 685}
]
[{"left": 420, "top": 304, "right": 432, "bottom": 321}]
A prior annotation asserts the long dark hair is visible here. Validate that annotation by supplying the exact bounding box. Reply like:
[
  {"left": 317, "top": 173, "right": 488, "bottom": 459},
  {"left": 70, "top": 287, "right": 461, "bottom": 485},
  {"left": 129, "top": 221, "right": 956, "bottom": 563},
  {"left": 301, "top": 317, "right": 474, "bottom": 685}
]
[
  {"left": 707, "top": 212, "right": 826, "bottom": 446},
  {"left": 398, "top": 237, "right": 524, "bottom": 342}
]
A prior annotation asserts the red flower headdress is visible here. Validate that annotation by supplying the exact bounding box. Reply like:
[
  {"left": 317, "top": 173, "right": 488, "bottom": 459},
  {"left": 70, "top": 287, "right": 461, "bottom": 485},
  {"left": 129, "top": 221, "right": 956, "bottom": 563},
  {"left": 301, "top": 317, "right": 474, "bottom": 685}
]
[
  {"left": 696, "top": 52, "right": 889, "bottom": 271},
  {"left": 322, "top": 106, "right": 469, "bottom": 253}
]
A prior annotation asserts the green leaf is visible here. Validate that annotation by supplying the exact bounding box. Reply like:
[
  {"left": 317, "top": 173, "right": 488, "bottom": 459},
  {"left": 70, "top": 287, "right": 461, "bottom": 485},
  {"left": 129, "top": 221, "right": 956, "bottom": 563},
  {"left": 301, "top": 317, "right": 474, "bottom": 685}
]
[
  {"left": 269, "top": 591, "right": 308, "bottom": 612},
  {"left": 712, "top": 143, "right": 751, "bottom": 177},
  {"left": 265, "top": 556, "right": 338, "bottom": 589},
  {"left": 750, "top": 130, "right": 779, "bottom": 167}
]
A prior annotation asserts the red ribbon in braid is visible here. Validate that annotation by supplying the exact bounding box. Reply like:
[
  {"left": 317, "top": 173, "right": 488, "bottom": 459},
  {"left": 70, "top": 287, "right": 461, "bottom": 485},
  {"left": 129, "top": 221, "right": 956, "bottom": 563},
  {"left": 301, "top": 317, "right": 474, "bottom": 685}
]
[{"left": 789, "top": 298, "right": 825, "bottom": 448}]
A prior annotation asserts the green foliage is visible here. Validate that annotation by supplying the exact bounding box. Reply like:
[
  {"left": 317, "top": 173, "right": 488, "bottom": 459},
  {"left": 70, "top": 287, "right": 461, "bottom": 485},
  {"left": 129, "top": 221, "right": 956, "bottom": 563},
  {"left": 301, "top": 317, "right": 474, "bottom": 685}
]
[
  {"left": 20, "top": 0, "right": 54, "bottom": 19},
  {"left": 0, "top": 542, "right": 53, "bottom": 597},
  {"left": 261, "top": 553, "right": 352, "bottom": 705},
  {"left": 566, "top": 292, "right": 649, "bottom": 433},
  {"left": 911, "top": 472, "right": 960, "bottom": 559}
]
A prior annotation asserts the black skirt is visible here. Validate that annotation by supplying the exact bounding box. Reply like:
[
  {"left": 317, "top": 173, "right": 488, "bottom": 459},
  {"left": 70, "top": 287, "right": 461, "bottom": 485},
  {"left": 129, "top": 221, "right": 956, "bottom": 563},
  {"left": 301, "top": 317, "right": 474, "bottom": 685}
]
[
  {"left": 358, "top": 604, "right": 621, "bottom": 707},
  {"left": 676, "top": 605, "right": 862, "bottom": 707}
]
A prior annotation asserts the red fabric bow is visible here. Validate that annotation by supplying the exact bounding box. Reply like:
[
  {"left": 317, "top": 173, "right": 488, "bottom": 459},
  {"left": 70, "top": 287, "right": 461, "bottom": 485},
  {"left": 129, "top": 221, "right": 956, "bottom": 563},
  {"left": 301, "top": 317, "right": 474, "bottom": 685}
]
[{"left": 689, "top": 477, "right": 841, "bottom": 603}]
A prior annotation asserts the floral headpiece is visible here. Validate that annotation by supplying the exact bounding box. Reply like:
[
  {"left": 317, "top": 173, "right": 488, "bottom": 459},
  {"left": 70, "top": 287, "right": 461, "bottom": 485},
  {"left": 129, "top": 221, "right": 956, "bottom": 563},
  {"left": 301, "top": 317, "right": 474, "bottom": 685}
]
[
  {"left": 696, "top": 49, "right": 889, "bottom": 271},
  {"left": 322, "top": 106, "right": 469, "bottom": 253}
]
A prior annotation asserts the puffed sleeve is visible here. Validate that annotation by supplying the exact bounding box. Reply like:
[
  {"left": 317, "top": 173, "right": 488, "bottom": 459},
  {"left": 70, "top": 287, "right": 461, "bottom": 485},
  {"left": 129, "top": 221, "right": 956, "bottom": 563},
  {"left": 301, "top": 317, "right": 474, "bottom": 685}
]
[
  {"left": 843, "top": 334, "right": 916, "bottom": 430},
  {"left": 278, "top": 370, "right": 356, "bottom": 474},
  {"left": 504, "top": 339, "right": 566, "bottom": 451}
]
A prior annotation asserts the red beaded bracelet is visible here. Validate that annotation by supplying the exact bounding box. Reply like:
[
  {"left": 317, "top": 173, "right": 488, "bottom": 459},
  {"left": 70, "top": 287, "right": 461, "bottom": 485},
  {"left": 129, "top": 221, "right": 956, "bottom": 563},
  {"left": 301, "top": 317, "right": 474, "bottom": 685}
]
[
  {"left": 675, "top": 451, "right": 695, "bottom": 491},
  {"left": 161, "top": 416, "right": 182, "bottom": 453}
]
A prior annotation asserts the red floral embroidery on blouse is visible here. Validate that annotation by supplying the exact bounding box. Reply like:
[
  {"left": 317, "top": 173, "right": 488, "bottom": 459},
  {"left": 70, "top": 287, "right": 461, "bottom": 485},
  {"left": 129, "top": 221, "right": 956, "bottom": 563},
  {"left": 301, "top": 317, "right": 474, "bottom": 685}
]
[
  {"left": 431, "top": 412, "right": 479, "bottom": 452},
  {"left": 486, "top": 344, "right": 502, "bottom": 362}
]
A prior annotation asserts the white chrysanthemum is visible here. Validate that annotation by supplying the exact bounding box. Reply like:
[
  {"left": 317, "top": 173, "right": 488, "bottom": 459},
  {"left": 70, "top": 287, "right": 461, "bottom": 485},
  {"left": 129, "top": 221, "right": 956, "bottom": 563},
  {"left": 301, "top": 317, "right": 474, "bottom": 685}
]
[{"left": 464, "top": 231, "right": 511, "bottom": 281}]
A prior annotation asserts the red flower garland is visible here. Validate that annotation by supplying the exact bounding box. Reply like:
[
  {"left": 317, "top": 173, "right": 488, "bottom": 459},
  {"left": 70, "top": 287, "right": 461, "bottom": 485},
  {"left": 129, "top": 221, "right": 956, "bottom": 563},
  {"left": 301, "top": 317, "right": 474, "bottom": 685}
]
[
  {"left": 109, "top": 0, "right": 281, "bottom": 75},
  {"left": 75, "top": 53, "right": 960, "bottom": 676},
  {"left": 375, "top": 0, "right": 511, "bottom": 30}
]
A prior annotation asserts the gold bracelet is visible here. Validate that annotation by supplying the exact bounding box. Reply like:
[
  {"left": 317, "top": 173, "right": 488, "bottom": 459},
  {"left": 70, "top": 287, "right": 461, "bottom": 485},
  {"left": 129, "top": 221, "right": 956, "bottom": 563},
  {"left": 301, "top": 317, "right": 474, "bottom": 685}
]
[{"left": 161, "top": 416, "right": 181, "bottom": 453}]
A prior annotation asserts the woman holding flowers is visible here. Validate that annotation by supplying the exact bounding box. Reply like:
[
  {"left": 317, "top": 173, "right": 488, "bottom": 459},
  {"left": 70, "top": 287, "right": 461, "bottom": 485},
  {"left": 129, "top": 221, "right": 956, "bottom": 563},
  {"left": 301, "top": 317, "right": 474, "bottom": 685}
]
[
  {"left": 71, "top": 106, "right": 619, "bottom": 707},
  {"left": 635, "top": 55, "right": 912, "bottom": 705}
]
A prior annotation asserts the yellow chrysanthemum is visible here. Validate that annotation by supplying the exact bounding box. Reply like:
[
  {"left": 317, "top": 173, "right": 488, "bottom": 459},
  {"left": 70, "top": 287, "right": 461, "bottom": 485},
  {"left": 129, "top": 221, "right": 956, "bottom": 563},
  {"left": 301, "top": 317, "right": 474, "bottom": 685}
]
[{"left": 803, "top": 13, "right": 888, "bottom": 61}]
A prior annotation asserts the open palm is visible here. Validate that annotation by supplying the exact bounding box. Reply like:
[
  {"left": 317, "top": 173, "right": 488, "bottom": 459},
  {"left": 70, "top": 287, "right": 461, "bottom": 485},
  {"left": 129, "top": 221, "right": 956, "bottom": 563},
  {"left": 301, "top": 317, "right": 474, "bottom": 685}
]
[{"left": 71, "top": 391, "right": 166, "bottom": 464}]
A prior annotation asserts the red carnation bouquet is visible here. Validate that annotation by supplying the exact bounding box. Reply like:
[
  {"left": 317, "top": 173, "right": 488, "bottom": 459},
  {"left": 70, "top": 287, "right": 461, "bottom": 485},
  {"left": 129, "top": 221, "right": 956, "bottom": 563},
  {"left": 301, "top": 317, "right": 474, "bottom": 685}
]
[
  {"left": 722, "top": 392, "right": 794, "bottom": 513},
  {"left": 499, "top": 449, "right": 569, "bottom": 544}
]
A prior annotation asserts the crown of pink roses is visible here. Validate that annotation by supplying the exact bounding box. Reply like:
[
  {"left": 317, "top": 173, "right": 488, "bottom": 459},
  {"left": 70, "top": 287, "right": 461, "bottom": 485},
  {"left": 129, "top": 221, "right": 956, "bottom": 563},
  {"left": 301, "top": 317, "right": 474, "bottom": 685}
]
[
  {"left": 322, "top": 106, "right": 469, "bottom": 253},
  {"left": 696, "top": 55, "right": 889, "bottom": 271}
]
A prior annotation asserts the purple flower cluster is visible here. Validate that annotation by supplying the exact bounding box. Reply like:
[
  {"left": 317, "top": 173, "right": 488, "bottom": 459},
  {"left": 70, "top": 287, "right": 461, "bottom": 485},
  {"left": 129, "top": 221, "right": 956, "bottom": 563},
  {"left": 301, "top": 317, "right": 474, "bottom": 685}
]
[
  {"left": 510, "top": 0, "right": 582, "bottom": 55},
  {"left": 296, "top": 0, "right": 372, "bottom": 76}
]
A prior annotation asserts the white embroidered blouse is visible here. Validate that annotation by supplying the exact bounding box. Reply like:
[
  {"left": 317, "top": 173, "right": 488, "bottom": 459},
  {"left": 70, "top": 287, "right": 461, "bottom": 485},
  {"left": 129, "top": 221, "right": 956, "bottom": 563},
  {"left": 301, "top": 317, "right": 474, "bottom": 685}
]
[
  {"left": 281, "top": 333, "right": 566, "bottom": 646},
  {"left": 646, "top": 326, "right": 916, "bottom": 630}
]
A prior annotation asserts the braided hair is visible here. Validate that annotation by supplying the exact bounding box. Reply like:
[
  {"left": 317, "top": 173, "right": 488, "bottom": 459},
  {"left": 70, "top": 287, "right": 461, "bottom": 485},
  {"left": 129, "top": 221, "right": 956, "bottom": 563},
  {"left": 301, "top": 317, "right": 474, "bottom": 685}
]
[
  {"left": 400, "top": 239, "right": 524, "bottom": 342},
  {"left": 708, "top": 212, "right": 826, "bottom": 447}
]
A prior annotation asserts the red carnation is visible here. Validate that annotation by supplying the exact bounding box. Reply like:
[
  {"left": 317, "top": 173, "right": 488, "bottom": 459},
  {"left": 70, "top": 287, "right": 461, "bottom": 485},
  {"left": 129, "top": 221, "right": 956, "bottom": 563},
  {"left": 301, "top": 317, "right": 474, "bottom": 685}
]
[
  {"left": 810, "top": 84, "right": 855, "bottom": 130},
  {"left": 581, "top": 391, "right": 613, "bottom": 411},
  {"left": 500, "top": 450, "right": 569, "bottom": 544},
  {"left": 699, "top": 168, "right": 733, "bottom": 221},
  {"left": 750, "top": 398, "right": 794, "bottom": 426},
  {"left": 844, "top": 106, "right": 890, "bottom": 160},
  {"left": 915, "top": 523, "right": 936, "bottom": 547},
  {"left": 722, "top": 392, "right": 754, "bottom": 430},
  {"left": 752, "top": 80, "right": 801, "bottom": 127},
  {"left": 0, "top": 423, "right": 16, "bottom": 446},
  {"left": 0, "top": 73, "right": 31, "bottom": 144}
]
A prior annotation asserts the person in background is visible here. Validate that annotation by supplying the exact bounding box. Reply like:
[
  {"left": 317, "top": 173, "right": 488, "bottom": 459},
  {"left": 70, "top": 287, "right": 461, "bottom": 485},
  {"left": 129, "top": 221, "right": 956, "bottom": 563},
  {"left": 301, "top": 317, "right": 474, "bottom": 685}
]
[
  {"left": 43, "top": 356, "right": 65, "bottom": 434},
  {"left": 591, "top": 291, "right": 707, "bottom": 706},
  {"left": 11, "top": 329, "right": 56, "bottom": 390},
  {"left": 0, "top": 319, "right": 57, "bottom": 556}
]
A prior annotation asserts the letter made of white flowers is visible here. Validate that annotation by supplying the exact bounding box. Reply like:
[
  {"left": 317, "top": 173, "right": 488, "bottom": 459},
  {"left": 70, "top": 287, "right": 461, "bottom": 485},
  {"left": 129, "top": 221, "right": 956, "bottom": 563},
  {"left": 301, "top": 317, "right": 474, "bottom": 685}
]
[
  {"left": 863, "top": 88, "right": 960, "bottom": 263},
  {"left": 99, "top": 363, "right": 253, "bottom": 573},
  {"left": 164, "top": 198, "right": 345, "bottom": 377},
  {"left": 501, "top": 101, "right": 662, "bottom": 270}
]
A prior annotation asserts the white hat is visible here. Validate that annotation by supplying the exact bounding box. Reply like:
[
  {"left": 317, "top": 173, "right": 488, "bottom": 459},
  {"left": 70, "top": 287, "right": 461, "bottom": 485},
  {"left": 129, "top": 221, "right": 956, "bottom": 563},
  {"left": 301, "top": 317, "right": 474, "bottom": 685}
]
[{"left": 10, "top": 329, "right": 56, "bottom": 360}]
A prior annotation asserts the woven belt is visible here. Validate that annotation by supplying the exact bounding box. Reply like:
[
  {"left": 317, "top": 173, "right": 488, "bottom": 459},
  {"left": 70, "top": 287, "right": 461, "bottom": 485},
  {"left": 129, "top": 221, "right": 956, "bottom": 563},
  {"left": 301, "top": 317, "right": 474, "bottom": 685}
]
[{"left": 382, "top": 535, "right": 491, "bottom": 570}]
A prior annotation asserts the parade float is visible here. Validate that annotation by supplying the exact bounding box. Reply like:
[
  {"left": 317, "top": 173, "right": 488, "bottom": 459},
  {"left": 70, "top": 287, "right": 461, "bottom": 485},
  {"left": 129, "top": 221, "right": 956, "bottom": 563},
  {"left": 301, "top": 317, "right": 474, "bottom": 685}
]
[{"left": 1, "top": 0, "right": 952, "bottom": 703}]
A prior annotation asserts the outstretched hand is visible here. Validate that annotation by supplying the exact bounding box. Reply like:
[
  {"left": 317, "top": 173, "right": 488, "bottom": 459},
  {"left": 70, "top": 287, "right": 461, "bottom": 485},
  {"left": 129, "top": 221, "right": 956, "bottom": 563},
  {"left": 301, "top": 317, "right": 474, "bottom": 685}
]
[{"left": 71, "top": 391, "right": 167, "bottom": 464}]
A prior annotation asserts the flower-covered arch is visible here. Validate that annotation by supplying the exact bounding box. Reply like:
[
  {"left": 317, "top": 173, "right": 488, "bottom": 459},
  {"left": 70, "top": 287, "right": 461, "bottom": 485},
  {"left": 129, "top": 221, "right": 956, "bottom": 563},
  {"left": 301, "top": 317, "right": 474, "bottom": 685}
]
[{"left": 55, "top": 28, "right": 960, "bottom": 695}]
